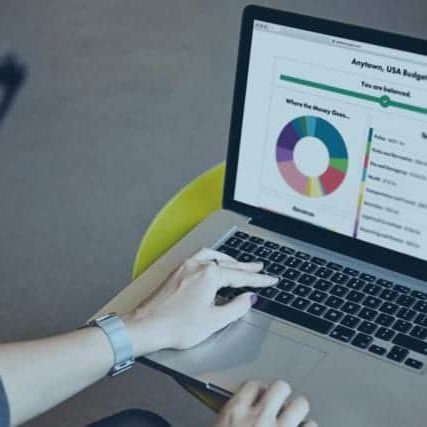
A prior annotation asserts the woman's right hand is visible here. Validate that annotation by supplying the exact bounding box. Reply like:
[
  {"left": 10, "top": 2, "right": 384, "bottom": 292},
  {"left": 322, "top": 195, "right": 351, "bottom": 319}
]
[{"left": 213, "top": 380, "right": 317, "bottom": 427}]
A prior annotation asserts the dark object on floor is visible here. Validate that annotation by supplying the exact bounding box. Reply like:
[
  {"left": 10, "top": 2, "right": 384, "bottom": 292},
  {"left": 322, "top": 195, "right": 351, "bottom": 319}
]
[
  {"left": 87, "top": 409, "right": 172, "bottom": 427},
  {"left": 0, "top": 52, "right": 27, "bottom": 128}
]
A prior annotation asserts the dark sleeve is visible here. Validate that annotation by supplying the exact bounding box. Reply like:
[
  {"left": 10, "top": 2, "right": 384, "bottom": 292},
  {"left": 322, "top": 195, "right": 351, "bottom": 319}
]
[{"left": 0, "top": 378, "right": 10, "bottom": 427}]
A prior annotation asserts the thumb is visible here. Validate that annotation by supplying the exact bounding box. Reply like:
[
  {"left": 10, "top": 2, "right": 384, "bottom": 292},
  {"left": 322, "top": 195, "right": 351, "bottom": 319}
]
[{"left": 215, "top": 292, "right": 256, "bottom": 329}]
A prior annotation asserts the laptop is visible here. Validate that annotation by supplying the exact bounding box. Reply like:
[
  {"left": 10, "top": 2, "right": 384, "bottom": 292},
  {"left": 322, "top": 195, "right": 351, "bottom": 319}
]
[{"left": 94, "top": 6, "right": 427, "bottom": 425}]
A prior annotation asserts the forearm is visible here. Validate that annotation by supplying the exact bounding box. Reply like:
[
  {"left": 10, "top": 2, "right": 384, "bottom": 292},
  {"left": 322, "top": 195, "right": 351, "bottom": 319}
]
[
  {"left": 0, "top": 315, "right": 168, "bottom": 427},
  {"left": 0, "top": 327, "right": 114, "bottom": 426}
]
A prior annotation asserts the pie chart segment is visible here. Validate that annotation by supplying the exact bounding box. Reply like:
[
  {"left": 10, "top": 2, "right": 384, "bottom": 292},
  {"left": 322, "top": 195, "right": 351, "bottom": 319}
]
[
  {"left": 278, "top": 161, "right": 307, "bottom": 194},
  {"left": 276, "top": 116, "right": 348, "bottom": 197}
]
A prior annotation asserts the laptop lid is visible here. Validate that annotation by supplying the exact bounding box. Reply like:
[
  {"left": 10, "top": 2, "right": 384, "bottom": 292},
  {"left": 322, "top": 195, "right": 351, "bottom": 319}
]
[{"left": 223, "top": 5, "right": 427, "bottom": 282}]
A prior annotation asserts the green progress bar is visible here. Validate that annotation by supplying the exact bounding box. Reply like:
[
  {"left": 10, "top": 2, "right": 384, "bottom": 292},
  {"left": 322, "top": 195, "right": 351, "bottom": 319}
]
[{"left": 280, "top": 74, "right": 427, "bottom": 115}]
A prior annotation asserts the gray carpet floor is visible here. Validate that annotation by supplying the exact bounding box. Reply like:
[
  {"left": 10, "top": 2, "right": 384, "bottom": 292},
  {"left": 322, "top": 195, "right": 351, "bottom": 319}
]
[{"left": 0, "top": 0, "right": 426, "bottom": 425}]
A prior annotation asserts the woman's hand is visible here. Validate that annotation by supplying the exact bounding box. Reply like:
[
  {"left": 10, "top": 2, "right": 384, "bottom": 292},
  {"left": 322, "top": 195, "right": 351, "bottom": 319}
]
[
  {"left": 124, "top": 248, "right": 278, "bottom": 355},
  {"left": 213, "top": 380, "right": 317, "bottom": 427}
]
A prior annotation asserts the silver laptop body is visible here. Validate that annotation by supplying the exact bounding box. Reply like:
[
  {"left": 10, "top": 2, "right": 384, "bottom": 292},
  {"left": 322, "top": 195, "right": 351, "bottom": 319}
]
[{"left": 96, "top": 6, "right": 427, "bottom": 426}]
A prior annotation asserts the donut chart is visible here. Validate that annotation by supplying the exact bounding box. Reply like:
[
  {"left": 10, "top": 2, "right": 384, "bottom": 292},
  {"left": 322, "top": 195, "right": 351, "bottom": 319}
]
[{"left": 276, "top": 116, "right": 348, "bottom": 197}]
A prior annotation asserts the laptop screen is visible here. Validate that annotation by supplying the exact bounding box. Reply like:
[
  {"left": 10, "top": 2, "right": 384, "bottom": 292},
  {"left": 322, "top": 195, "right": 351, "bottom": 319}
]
[{"left": 234, "top": 19, "right": 427, "bottom": 263}]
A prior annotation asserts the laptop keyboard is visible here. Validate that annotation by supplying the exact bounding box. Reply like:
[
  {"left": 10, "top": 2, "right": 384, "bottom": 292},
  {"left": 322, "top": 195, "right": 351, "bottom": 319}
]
[{"left": 216, "top": 231, "right": 427, "bottom": 371}]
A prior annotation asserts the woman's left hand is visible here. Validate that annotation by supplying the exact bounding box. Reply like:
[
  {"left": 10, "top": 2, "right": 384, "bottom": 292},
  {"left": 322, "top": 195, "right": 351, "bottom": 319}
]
[{"left": 123, "top": 248, "right": 278, "bottom": 356}]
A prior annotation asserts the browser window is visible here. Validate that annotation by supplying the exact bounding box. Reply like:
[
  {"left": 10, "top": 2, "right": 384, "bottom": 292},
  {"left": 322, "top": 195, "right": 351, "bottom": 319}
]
[{"left": 234, "top": 20, "right": 427, "bottom": 261}]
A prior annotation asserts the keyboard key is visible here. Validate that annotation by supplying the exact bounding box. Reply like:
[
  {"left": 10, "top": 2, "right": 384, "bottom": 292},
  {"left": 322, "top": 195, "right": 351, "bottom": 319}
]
[
  {"left": 225, "top": 237, "right": 242, "bottom": 248},
  {"left": 352, "top": 333, "right": 373, "bottom": 349},
  {"left": 410, "top": 325, "right": 427, "bottom": 340},
  {"left": 411, "top": 290, "right": 427, "bottom": 300},
  {"left": 254, "top": 247, "right": 272, "bottom": 258},
  {"left": 325, "top": 296, "right": 344, "bottom": 309},
  {"left": 358, "top": 321, "right": 377, "bottom": 334},
  {"left": 293, "top": 285, "right": 312, "bottom": 298},
  {"left": 387, "top": 346, "right": 409, "bottom": 363},
  {"left": 364, "top": 284, "right": 381, "bottom": 296},
  {"left": 237, "top": 253, "right": 256, "bottom": 263},
  {"left": 393, "top": 284, "right": 410, "bottom": 294},
  {"left": 297, "top": 274, "right": 317, "bottom": 286},
  {"left": 234, "top": 231, "right": 249, "bottom": 239},
  {"left": 315, "top": 267, "right": 333, "bottom": 279},
  {"left": 330, "top": 285, "right": 348, "bottom": 297},
  {"left": 284, "top": 257, "right": 302, "bottom": 268},
  {"left": 330, "top": 325, "right": 355, "bottom": 342},
  {"left": 259, "top": 287, "right": 279, "bottom": 299},
  {"left": 249, "top": 236, "right": 264, "bottom": 244},
  {"left": 275, "top": 292, "right": 294, "bottom": 305},
  {"left": 380, "top": 302, "right": 398, "bottom": 315},
  {"left": 266, "top": 263, "right": 285, "bottom": 276},
  {"left": 363, "top": 296, "right": 382, "bottom": 309},
  {"left": 279, "top": 246, "right": 294, "bottom": 254},
  {"left": 380, "top": 289, "right": 398, "bottom": 302},
  {"left": 341, "top": 315, "right": 360, "bottom": 329},
  {"left": 359, "top": 308, "right": 378, "bottom": 321},
  {"left": 307, "top": 303, "right": 327, "bottom": 316},
  {"left": 376, "top": 278, "right": 393, "bottom": 288},
  {"left": 396, "top": 295, "right": 415, "bottom": 308},
  {"left": 309, "top": 290, "right": 328, "bottom": 303},
  {"left": 369, "top": 345, "right": 387, "bottom": 356},
  {"left": 265, "top": 241, "right": 279, "bottom": 250},
  {"left": 314, "top": 279, "right": 333, "bottom": 292},
  {"left": 375, "top": 327, "right": 395, "bottom": 341},
  {"left": 300, "top": 262, "right": 316, "bottom": 273},
  {"left": 269, "top": 251, "right": 287, "bottom": 263},
  {"left": 360, "top": 273, "right": 376, "bottom": 282},
  {"left": 405, "top": 358, "right": 424, "bottom": 370},
  {"left": 324, "top": 309, "right": 343, "bottom": 322},
  {"left": 330, "top": 273, "right": 350, "bottom": 285},
  {"left": 291, "top": 297, "right": 310, "bottom": 310},
  {"left": 341, "top": 302, "right": 361, "bottom": 315},
  {"left": 393, "top": 319, "right": 412, "bottom": 334},
  {"left": 241, "top": 241, "right": 257, "bottom": 252},
  {"left": 415, "top": 314, "right": 427, "bottom": 327},
  {"left": 253, "top": 296, "right": 334, "bottom": 334},
  {"left": 218, "top": 246, "right": 239, "bottom": 258},
  {"left": 326, "top": 262, "right": 343, "bottom": 271},
  {"left": 295, "top": 251, "right": 310, "bottom": 260},
  {"left": 217, "top": 286, "right": 232, "bottom": 299},
  {"left": 311, "top": 257, "right": 327, "bottom": 265},
  {"left": 277, "top": 279, "right": 296, "bottom": 292},
  {"left": 343, "top": 267, "right": 359, "bottom": 276},
  {"left": 396, "top": 308, "right": 416, "bottom": 321},
  {"left": 282, "top": 269, "right": 301, "bottom": 280},
  {"left": 376, "top": 314, "right": 394, "bottom": 327},
  {"left": 393, "top": 333, "right": 427, "bottom": 356},
  {"left": 414, "top": 301, "right": 427, "bottom": 313},
  {"left": 347, "top": 278, "right": 365, "bottom": 291},
  {"left": 347, "top": 290, "right": 365, "bottom": 303}
]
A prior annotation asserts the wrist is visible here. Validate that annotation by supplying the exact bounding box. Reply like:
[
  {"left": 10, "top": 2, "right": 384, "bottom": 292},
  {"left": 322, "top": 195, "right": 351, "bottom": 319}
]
[{"left": 122, "top": 314, "right": 172, "bottom": 357}]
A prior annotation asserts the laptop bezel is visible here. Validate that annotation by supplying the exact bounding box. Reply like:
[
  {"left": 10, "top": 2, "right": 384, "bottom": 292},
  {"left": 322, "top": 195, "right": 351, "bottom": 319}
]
[{"left": 223, "top": 5, "right": 427, "bottom": 282}]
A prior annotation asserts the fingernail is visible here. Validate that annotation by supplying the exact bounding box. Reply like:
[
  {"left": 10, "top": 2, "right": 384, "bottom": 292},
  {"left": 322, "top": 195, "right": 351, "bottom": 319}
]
[
  {"left": 268, "top": 276, "right": 279, "bottom": 284},
  {"left": 250, "top": 293, "right": 258, "bottom": 306}
]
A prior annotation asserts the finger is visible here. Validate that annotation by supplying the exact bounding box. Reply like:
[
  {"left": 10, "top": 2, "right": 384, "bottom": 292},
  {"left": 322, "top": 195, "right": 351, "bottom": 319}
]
[
  {"left": 191, "top": 248, "right": 239, "bottom": 263},
  {"left": 210, "top": 260, "right": 263, "bottom": 273},
  {"left": 230, "top": 380, "right": 266, "bottom": 407},
  {"left": 217, "top": 267, "right": 278, "bottom": 290},
  {"left": 256, "top": 380, "right": 292, "bottom": 419},
  {"left": 214, "top": 292, "right": 257, "bottom": 328},
  {"left": 300, "top": 421, "right": 318, "bottom": 427},
  {"left": 278, "top": 395, "right": 310, "bottom": 427}
]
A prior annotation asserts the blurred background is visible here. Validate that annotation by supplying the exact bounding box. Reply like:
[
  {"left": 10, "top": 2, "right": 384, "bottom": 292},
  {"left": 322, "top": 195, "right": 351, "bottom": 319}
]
[{"left": 0, "top": 1, "right": 426, "bottom": 425}]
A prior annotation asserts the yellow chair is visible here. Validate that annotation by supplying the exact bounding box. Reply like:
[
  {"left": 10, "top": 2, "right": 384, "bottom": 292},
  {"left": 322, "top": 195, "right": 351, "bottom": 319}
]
[{"left": 132, "top": 162, "right": 226, "bottom": 411}]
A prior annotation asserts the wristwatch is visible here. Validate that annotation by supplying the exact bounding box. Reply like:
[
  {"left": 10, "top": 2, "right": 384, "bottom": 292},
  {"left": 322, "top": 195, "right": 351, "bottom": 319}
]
[{"left": 86, "top": 313, "right": 135, "bottom": 376}]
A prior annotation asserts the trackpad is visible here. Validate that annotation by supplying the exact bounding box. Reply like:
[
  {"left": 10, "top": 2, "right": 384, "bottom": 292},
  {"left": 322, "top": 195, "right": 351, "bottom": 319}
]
[{"left": 197, "top": 320, "right": 326, "bottom": 392}]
